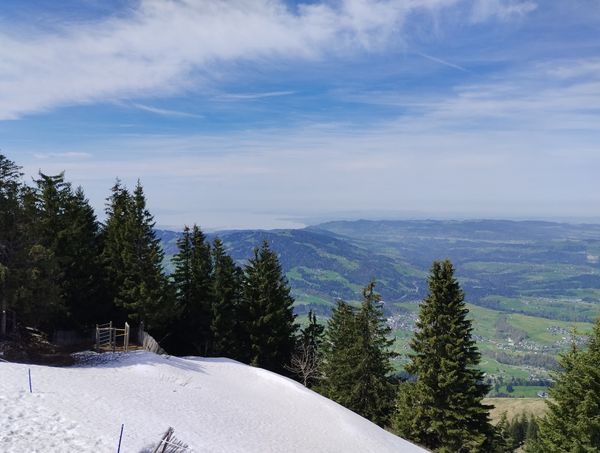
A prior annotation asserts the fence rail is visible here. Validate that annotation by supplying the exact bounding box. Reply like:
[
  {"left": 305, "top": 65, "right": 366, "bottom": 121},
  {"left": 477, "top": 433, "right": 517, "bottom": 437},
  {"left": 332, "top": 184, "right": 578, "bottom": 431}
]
[{"left": 95, "top": 322, "right": 130, "bottom": 352}]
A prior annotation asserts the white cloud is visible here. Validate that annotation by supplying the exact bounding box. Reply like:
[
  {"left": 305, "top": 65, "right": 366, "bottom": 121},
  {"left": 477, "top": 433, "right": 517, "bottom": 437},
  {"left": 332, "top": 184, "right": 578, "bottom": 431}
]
[
  {"left": 470, "top": 0, "right": 537, "bottom": 23},
  {"left": 132, "top": 103, "right": 203, "bottom": 118},
  {"left": 0, "top": 0, "right": 535, "bottom": 120},
  {"left": 217, "top": 91, "right": 296, "bottom": 100},
  {"left": 32, "top": 152, "right": 92, "bottom": 160}
]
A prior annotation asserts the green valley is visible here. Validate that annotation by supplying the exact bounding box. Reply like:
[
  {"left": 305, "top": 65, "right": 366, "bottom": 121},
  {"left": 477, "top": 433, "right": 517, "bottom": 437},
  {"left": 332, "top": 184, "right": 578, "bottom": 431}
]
[{"left": 158, "top": 219, "right": 600, "bottom": 389}]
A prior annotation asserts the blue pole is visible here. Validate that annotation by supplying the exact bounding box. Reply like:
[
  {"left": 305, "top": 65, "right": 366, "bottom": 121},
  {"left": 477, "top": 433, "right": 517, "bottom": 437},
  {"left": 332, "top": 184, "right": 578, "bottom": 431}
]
[
  {"left": 117, "top": 424, "right": 124, "bottom": 453},
  {"left": 28, "top": 369, "right": 32, "bottom": 393}
]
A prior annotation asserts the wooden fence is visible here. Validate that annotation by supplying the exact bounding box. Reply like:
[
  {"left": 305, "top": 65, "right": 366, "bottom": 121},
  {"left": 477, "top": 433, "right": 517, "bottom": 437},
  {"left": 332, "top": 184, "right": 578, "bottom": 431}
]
[
  {"left": 138, "top": 322, "right": 166, "bottom": 355},
  {"left": 95, "top": 322, "right": 130, "bottom": 352}
]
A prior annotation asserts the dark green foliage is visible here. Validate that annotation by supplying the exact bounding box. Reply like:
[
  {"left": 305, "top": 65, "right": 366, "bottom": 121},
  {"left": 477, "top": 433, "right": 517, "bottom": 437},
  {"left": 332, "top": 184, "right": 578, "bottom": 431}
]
[
  {"left": 524, "top": 414, "right": 539, "bottom": 449},
  {"left": 102, "top": 180, "right": 170, "bottom": 330},
  {"left": 320, "top": 282, "right": 396, "bottom": 426},
  {"left": 58, "top": 186, "right": 106, "bottom": 328},
  {"left": 319, "top": 299, "right": 357, "bottom": 403},
  {"left": 0, "top": 155, "right": 23, "bottom": 336},
  {"left": 288, "top": 309, "right": 325, "bottom": 387},
  {"left": 15, "top": 173, "right": 104, "bottom": 330},
  {"left": 533, "top": 320, "right": 600, "bottom": 452},
  {"left": 495, "top": 412, "right": 535, "bottom": 452},
  {"left": 0, "top": 162, "right": 80, "bottom": 333},
  {"left": 351, "top": 283, "right": 396, "bottom": 425},
  {"left": 394, "top": 260, "right": 493, "bottom": 452},
  {"left": 494, "top": 413, "right": 513, "bottom": 452},
  {"left": 242, "top": 241, "right": 298, "bottom": 374},
  {"left": 299, "top": 309, "right": 325, "bottom": 352},
  {"left": 211, "top": 237, "right": 242, "bottom": 358},
  {"left": 170, "top": 225, "right": 213, "bottom": 355}
]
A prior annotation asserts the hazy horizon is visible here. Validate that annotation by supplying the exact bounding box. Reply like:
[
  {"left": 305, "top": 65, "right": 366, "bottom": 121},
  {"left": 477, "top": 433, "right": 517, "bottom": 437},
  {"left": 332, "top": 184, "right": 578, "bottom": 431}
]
[{"left": 2, "top": 0, "right": 599, "bottom": 229}]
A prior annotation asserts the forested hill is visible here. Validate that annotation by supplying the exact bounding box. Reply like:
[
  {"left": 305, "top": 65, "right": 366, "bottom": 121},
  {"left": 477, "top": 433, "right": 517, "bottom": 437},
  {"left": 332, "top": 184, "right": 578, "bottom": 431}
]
[{"left": 158, "top": 219, "right": 600, "bottom": 322}]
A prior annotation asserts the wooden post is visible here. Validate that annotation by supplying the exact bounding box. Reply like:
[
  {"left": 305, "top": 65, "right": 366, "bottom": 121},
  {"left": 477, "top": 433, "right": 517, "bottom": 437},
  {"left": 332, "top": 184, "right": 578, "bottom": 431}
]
[
  {"left": 124, "top": 322, "right": 130, "bottom": 352},
  {"left": 95, "top": 324, "right": 99, "bottom": 350},
  {"left": 109, "top": 321, "right": 114, "bottom": 352}
]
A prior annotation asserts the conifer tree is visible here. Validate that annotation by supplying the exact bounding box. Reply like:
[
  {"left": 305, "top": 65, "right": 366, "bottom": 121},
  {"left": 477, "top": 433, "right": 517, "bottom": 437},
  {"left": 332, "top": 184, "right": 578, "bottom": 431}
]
[
  {"left": 494, "top": 412, "right": 513, "bottom": 453},
  {"left": 320, "top": 283, "right": 396, "bottom": 426},
  {"left": 102, "top": 180, "right": 170, "bottom": 330},
  {"left": 61, "top": 187, "right": 106, "bottom": 328},
  {"left": 242, "top": 240, "right": 297, "bottom": 373},
  {"left": 394, "top": 260, "right": 493, "bottom": 452},
  {"left": 170, "top": 225, "right": 213, "bottom": 355},
  {"left": 532, "top": 320, "right": 600, "bottom": 452},
  {"left": 287, "top": 310, "right": 325, "bottom": 387},
  {"left": 350, "top": 282, "right": 396, "bottom": 425},
  {"left": 319, "top": 299, "right": 358, "bottom": 404},
  {"left": 211, "top": 238, "right": 242, "bottom": 358},
  {"left": 300, "top": 309, "right": 325, "bottom": 352},
  {"left": 524, "top": 415, "right": 539, "bottom": 450},
  {"left": 0, "top": 155, "right": 23, "bottom": 336},
  {"left": 17, "top": 173, "right": 69, "bottom": 330},
  {"left": 29, "top": 174, "right": 106, "bottom": 328}
]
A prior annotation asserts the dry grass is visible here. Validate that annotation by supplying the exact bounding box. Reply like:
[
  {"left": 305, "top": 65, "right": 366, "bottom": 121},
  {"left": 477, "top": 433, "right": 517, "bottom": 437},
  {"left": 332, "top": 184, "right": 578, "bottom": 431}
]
[{"left": 484, "top": 398, "right": 549, "bottom": 424}]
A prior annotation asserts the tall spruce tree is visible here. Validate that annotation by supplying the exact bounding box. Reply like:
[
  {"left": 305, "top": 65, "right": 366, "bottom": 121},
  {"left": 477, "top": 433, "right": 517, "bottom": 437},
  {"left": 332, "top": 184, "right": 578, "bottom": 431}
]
[
  {"left": 16, "top": 173, "right": 71, "bottom": 330},
  {"left": 242, "top": 240, "right": 297, "bottom": 373},
  {"left": 319, "top": 299, "right": 358, "bottom": 404},
  {"left": 395, "top": 260, "right": 493, "bottom": 452},
  {"left": 171, "top": 225, "right": 213, "bottom": 355},
  {"left": 29, "top": 174, "right": 105, "bottom": 329},
  {"left": 102, "top": 180, "right": 170, "bottom": 330},
  {"left": 531, "top": 319, "right": 600, "bottom": 452},
  {"left": 350, "top": 282, "right": 396, "bottom": 426},
  {"left": 211, "top": 237, "right": 242, "bottom": 358},
  {"left": 0, "top": 155, "right": 23, "bottom": 336},
  {"left": 61, "top": 187, "right": 106, "bottom": 328},
  {"left": 319, "top": 283, "right": 396, "bottom": 426}
]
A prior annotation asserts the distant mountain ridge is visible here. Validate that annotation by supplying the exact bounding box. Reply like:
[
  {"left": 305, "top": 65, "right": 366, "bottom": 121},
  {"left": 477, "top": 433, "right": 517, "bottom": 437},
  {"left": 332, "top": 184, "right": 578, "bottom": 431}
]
[
  {"left": 157, "top": 219, "right": 600, "bottom": 382},
  {"left": 157, "top": 219, "right": 600, "bottom": 321}
]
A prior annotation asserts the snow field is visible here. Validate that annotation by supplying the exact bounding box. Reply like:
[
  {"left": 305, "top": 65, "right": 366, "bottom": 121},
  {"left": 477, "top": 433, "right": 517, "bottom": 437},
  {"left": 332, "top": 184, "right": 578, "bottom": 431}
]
[{"left": 0, "top": 351, "right": 427, "bottom": 452}]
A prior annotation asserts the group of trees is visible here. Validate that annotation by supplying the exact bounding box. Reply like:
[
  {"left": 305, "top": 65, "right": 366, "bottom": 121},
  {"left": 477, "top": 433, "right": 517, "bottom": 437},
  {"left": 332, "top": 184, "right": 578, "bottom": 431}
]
[
  {"left": 496, "top": 412, "right": 539, "bottom": 451},
  {"left": 0, "top": 154, "right": 298, "bottom": 376},
  {"left": 318, "top": 282, "right": 396, "bottom": 426},
  {"left": 167, "top": 226, "right": 297, "bottom": 375},
  {"left": 0, "top": 156, "right": 107, "bottom": 334}
]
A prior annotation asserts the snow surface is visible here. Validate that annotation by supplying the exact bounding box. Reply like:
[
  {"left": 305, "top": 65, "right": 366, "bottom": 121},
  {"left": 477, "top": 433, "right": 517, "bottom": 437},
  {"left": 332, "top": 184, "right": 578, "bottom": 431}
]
[{"left": 0, "top": 351, "right": 427, "bottom": 452}]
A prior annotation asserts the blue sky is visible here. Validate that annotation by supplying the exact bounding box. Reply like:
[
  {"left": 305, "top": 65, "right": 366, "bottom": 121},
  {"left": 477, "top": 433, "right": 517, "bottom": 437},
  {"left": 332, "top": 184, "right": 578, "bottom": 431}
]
[{"left": 1, "top": 0, "right": 599, "bottom": 229}]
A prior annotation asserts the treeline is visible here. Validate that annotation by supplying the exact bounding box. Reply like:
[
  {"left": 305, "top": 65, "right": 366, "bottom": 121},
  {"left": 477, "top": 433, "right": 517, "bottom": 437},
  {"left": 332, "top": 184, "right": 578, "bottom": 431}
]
[
  {"left": 492, "top": 350, "right": 558, "bottom": 370},
  {"left": 0, "top": 154, "right": 297, "bottom": 374}
]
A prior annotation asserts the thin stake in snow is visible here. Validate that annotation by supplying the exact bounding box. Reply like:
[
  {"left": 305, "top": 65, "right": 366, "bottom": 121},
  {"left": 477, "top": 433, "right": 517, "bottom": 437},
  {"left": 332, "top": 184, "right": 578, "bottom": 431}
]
[
  {"left": 28, "top": 368, "right": 32, "bottom": 393},
  {"left": 117, "top": 423, "right": 124, "bottom": 453}
]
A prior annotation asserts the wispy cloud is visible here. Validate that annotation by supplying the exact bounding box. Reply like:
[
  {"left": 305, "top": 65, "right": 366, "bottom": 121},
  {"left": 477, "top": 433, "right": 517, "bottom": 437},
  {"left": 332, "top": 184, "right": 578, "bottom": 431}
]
[
  {"left": 32, "top": 152, "right": 92, "bottom": 160},
  {"left": 217, "top": 91, "right": 296, "bottom": 101},
  {"left": 0, "top": 0, "right": 537, "bottom": 120},
  {"left": 132, "top": 103, "right": 203, "bottom": 118},
  {"left": 471, "top": 0, "right": 537, "bottom": 23},
  {"left": 416, "top": 52, "right": 468, "bottom": 72}
]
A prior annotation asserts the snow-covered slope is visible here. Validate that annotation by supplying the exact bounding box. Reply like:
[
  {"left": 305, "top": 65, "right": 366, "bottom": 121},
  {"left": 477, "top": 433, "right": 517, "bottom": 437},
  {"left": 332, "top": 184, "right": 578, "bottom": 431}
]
[{"left": 0, "top": 351, "right": 426, "bottom": 452}]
